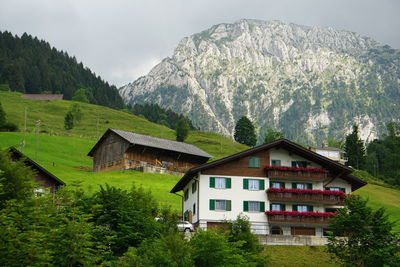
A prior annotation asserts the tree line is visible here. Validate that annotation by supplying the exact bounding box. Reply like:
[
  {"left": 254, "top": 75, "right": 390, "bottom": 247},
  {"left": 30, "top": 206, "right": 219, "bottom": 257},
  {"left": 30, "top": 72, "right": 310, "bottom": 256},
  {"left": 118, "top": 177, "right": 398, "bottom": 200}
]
[{"left": 0, "top": 31, "right": 124, "bottom": 109}]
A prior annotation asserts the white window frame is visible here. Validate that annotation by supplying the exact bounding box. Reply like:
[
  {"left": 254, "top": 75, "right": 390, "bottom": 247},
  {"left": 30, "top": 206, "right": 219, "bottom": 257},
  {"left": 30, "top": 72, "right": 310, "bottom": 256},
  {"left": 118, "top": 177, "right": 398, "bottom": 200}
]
[
  {"left": 215, "top": 199, "right": 227, "bottom": 211},
  {"left": 248, "top": 201, "right": 260, "bottom": 212},
  {"left": 271, "top": 204, "right": 282, "bottom": 211},
  {"left": 248, "top": 179, "right": 260, "bottom": 190},
  {"left": 297, "top": 205, "right": 308, "bottom": 212},
  {"left": 271, "top": 182, "right": 283, "bottom": 189},
  {"left": 215, "top": 178, "right": 226, "bottom": 189}
]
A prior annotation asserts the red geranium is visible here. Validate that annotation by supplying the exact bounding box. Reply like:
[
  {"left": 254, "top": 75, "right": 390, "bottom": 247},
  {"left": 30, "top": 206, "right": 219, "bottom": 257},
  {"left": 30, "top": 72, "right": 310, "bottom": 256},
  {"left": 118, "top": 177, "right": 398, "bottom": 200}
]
[
  {"left": 266, "top": 166, "right": 328, "bottom": 173},
  {"left": 267, "top": 187, "right": 346, "bottom": 197},
  {"left": 265, "top": 210, "right": 337, "bottom": 218}
]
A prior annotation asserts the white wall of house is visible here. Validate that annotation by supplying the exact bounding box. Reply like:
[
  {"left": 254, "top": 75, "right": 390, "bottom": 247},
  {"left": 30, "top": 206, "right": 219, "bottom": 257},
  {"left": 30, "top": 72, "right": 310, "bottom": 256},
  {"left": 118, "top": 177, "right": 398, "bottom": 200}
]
[
  {"left": 326, "top": 177, "right": 352, "bottom": 193},
  {"left": 269, "top": 148, "right": 322, "bottom": 168},
  {"left": 183, "top": 178, "right": 199, "bottom": 223},
  {"left": 197, "top": 173, "right": 269, "bottom": 234}
]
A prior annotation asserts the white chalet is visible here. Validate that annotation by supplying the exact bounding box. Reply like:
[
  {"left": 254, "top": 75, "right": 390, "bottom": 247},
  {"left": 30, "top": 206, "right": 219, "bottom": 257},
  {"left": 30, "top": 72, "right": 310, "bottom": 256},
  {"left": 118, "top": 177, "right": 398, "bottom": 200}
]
[{"left": 170, "top": 139, "right": 367, "bottom": 245}]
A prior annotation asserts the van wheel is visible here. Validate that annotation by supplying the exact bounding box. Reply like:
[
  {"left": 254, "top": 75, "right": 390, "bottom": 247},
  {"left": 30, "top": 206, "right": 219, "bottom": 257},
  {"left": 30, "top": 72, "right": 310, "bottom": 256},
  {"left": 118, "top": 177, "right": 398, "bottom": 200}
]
[{"left": 184, "top": 228, "right": 191, "bottom": 233}]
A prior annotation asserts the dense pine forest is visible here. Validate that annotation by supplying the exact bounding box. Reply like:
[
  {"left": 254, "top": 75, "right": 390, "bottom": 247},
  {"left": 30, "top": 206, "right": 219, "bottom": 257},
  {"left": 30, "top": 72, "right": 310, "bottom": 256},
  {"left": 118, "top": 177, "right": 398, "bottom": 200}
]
[{"left": 0, "top": 31, "right": 124, "bottom": 109}]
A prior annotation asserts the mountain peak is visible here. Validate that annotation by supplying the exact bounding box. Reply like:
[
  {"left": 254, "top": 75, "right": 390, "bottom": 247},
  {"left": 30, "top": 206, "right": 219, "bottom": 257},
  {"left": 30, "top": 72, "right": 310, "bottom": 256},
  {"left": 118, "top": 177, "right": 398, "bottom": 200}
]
[{"left": 119, "top": 20, "right": 399, "bottom": 144}]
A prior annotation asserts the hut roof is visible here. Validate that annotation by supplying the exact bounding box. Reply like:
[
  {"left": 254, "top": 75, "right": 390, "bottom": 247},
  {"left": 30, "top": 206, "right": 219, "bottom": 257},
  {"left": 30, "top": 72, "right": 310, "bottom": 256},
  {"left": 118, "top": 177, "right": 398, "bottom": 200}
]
[{"left": 88, "top": 128, "right": 213, "bottom": 159}]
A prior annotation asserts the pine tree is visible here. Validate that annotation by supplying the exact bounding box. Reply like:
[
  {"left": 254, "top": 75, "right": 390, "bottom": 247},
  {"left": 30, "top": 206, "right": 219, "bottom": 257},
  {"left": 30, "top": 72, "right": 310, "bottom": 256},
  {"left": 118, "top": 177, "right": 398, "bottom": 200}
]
[
  {"left": 0, "top": 102, "right": 6, "bottom": 126},
  {"left": 234, "top": 116, "right": 257, "bottom": 146},
  {"left": 176, "top": 118, "right": 189, "bottom": 142},
  {"left": 344, "top": 124, "right": 366, "bottom": 169}
]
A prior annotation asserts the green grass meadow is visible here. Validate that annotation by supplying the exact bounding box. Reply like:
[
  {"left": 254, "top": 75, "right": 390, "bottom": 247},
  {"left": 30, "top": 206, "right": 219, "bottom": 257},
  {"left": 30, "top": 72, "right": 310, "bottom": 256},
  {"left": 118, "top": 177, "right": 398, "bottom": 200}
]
[{"left": 1, "top": 92, "right": 399, "bottom": 266}]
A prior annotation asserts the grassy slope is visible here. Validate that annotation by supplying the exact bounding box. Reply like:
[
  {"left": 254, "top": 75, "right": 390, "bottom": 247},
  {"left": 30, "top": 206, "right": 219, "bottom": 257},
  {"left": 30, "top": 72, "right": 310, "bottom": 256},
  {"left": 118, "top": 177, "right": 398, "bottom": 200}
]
[{"left": 0, "top": 91, "right": 248, "bottom": 159}]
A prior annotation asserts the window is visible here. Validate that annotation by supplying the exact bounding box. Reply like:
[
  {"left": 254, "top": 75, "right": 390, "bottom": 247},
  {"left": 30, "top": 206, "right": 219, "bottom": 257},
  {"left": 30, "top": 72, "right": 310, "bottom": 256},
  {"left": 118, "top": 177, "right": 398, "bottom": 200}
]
[
  {"left": 210, "top": 199, "right": 232, "bottom": 211},
  {"left": 248, "top": 157, "right": 260, "bottom": 168},
  {"left": 193, "top": 203, "right": 196, "bottom": 215},
  {"left": 270, "top": 203, "right": 285, "bottom": 211},
  {"left": 243, "top": 179, "right": 265, "bottom": 190},
  {"left": 292, "top": 182, "right": 313, "bottom": 189},
  {"left": 210, "top": 177, "right": 231, "bottom": 189},
  {"left": 271, "top": 159, "right": 281, "bottom": 166},
  {"left": 34, "top": 188, "right": 46, "bottom": 197},
  {"left": 325, "top": 187, "right": 345, "bottom": 192},
  {"left": 291, "top": 161, "right": 308, "bottom": 167},
  {"left": 243, "top": 201, "right": 265, "bottom": 212},
  {"left": 293, "top": 205, "right": 313, "bottom": 212},
  {"left": 270, "top": 182, "right": 285, "bottom": 188},
  {"left": 271, "top": 226, "right": 283, "bottom": 235},
  {"left": 192, "top": 181, "right": 197, "bottom": 193},
  {"left": 184, "top": 189, "right": 189, "bottom": 201}
]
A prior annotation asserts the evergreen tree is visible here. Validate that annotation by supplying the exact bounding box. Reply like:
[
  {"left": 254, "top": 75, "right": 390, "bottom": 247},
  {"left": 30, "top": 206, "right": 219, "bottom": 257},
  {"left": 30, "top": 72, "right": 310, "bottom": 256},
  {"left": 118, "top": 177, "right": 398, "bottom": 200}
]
[
  {"left": 263, "top": 128, "right": 284, "bottom": 143},
  {"left": 176, "top": 118, "right": 189, "bottom": 142},
  {"left": 344, "top": 125, "right": 366, "bottom": 169},
  {"left": 327, "top": 196, "right": 400, "bottom": 267},
  {"left": 0, "top": 102, "right": 18, "bottom": 132},
  {"left": 64, "top": 111, "right": 74, "bottom": 130},
  {"left": 72, "top": 88, "right": 89, "bottom": 103},
  {"left": 234, "top": 116, "right": 257, "bottom": 147}
]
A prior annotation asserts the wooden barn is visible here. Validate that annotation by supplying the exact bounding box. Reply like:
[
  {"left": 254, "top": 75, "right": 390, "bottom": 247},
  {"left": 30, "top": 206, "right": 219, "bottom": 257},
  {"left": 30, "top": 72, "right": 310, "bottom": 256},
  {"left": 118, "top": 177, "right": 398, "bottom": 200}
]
[
  {"left": 87, "top": 129, "right": 213, "bottom": 173},
  {"left": 8, "top": 147, "right": 66, "bottom": 194}
]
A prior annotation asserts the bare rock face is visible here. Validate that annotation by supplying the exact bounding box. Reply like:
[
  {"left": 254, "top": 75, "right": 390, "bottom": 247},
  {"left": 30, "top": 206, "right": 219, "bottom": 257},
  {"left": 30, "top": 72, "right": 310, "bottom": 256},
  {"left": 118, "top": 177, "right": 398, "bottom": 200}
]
[{"left": 120, "top": 19, "right": 400, "bottom": 144}]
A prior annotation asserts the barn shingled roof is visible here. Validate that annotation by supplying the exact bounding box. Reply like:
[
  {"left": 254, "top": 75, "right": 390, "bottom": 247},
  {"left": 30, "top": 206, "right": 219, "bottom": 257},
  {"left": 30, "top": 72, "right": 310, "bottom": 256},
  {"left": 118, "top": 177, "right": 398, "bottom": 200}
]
[{"left": 88, "top": 129, "right": 213, "bottom": 159}]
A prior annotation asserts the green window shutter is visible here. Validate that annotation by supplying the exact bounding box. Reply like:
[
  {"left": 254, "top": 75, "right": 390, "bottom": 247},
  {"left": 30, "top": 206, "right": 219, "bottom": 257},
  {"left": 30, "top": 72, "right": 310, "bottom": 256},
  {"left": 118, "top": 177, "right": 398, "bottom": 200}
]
[
  {"left": 308, "top": 206, "right": 314, "bottom": 212},
  {"left": 340, "top": 188, "right": 346, "bottom": 192},
  {"left": 307, "top": 183, "right": 313, "bottom": 189},
  {"left": 259, "top": 201, "right": 265, "bottom": 212},
  {"left": 249, "top": 157, "right": 260, "bottom": 168},
  {"left": 210, "top": 177, "right": 215, "bottom": 188},
  {"left": 259, "top": 179, "right": 265, "bottom": 190},
  {"left": 255, "top": 157, "right": 260, "bottom": 168},
  {"left": 291, "top": 161, "right": 297, "bottom": 167},
  {"left": 244, "top": 201, "right": 249, "bottom": 212},
  {"left": 282, "top": 204, "right": 286, "bottom": 211},
  {"left": 243, "top": 179, "right": 249, "bottom": 189},
  {"left": 226, "top": 200, "right": 231, "bottom": 211},
  {"left": 226, "top": 178, "right": 231, "bottom": 189},
  {"left": 269, "top": 204, "right": 272, "bottom": 211},
  {"left": 209, "top": 199, "right": 215, "bottom": 210},
  {"left": 292, "top": 182, "right": 297, "bottom": 189},
  {"left": 293, "top": 205, "right": 298, "bottom": 211}
]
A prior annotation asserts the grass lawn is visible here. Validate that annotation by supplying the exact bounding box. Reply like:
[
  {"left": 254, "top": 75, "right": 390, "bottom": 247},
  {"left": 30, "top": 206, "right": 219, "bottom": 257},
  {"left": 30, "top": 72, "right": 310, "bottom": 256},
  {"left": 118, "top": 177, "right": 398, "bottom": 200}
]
[{"left": 265, "top": 246, "right": 338, "bottom": 267}]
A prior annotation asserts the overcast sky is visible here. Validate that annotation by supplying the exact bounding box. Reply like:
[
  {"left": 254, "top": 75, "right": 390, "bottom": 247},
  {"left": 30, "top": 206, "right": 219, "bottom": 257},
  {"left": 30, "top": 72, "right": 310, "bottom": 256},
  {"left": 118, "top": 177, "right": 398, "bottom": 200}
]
[{"left": 1, "top": 0, "right": 399, "bottom": 87}]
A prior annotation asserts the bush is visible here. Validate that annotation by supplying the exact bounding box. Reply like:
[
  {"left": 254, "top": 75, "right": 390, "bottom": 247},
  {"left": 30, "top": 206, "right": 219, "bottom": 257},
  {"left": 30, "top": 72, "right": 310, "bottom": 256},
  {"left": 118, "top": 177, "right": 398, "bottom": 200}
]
[{"left": 0, "top": 122, "right": 19, "bottom": 132}]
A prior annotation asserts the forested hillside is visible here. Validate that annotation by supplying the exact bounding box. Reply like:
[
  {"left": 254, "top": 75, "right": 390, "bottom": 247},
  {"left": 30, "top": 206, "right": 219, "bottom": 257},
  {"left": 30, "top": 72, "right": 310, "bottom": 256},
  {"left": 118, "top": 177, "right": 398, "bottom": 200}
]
[{"left": 0, "top": 31, "right": 123, "bottom": 109}]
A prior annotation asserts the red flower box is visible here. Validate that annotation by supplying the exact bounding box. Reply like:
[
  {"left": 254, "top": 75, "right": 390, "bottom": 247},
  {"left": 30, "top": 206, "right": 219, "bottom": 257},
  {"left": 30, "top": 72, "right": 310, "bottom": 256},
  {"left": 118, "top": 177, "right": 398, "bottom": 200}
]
[
  {"left": 265, "top": 210, "right": 337, "bottom": 218},
  {"left": 266, "top": 166, "right": 328, "bottom": 173},
  {"left": 267, "top": 187, "right": 346, "bottom": 197}
]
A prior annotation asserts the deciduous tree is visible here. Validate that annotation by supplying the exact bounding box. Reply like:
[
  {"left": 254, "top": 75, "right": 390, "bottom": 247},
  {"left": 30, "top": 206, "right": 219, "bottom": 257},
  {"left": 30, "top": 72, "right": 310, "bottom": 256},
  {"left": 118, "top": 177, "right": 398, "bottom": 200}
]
[{"left": 263, "top": 129, "right": 284, "bottom": 144}]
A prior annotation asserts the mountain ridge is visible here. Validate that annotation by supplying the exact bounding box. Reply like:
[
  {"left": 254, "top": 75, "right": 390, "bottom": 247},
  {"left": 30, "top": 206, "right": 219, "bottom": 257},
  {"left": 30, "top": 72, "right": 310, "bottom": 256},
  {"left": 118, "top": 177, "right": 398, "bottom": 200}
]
[{"left": 120, "top": 19, "right": 400, "bottom": 144}]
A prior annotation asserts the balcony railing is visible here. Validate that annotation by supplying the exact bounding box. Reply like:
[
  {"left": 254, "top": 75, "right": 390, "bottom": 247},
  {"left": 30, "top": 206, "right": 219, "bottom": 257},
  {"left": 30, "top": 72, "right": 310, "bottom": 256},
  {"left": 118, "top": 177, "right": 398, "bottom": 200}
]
[
  {"left": 266, "top": 166, "right": 328, "bottom": 180},
  {"left": 265, "top": 211, "right": 334, "bottom": 224},
  {"left": 267, "top": 188, "right": 345, "bottom": 205}
]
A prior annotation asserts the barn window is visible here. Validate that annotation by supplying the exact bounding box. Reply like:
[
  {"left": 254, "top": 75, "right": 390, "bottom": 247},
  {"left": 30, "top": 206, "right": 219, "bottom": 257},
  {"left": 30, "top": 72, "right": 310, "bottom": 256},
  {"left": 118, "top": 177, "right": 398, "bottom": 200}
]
[{"left": 248, "top": 157, "right": 260, "bottom": 168}]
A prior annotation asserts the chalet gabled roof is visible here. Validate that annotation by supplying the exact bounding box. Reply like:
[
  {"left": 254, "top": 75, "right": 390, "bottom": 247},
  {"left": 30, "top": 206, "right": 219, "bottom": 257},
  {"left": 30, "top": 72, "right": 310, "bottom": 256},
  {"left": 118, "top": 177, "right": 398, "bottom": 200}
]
[
  {"left": 170, "top": 138, "right": 367, "bottom": 193},
  {"left": 87, "top": 128, "right": 213, "bottom": 159},
  {"left": 8, "top": 147, "right": 66, "bottom": 186}
]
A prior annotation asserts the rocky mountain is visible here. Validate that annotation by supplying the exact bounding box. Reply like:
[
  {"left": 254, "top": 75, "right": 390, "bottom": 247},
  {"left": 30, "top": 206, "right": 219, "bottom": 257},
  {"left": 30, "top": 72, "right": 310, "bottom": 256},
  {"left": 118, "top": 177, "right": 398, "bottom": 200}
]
[{"left": 119, "top": 19, "right": 400, "bottom": 144}]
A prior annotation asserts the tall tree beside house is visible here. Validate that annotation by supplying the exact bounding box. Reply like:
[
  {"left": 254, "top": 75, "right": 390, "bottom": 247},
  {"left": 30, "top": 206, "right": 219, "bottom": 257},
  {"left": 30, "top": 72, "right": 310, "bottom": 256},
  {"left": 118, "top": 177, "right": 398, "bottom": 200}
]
[
  {"left": 263, "top": 128, "right": 284, "bottom": 143},
  {"left": 327, "top": 196, "right": 400, "bottom": 267},
  {"left": 176, "top": 118, "right": 190, "bottom": 142},
  {"left": 344, "top": 125, "right": 366, "bottom": 169},
  {"left": 234, "top": 116, "right": 257, "bottom": 147}
]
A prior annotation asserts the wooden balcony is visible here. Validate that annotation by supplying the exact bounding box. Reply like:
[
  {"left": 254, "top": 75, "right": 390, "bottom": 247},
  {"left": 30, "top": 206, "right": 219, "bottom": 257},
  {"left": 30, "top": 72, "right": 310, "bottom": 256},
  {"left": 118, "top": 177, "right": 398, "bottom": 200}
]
[
  {"left": 267, "top": 191, "right": 345, "bottom": 205},
  {"left": 266, "top": 214, "right": 331, "bottom": 224},
  {"left": 267, "top": 169, "right": 327, "bottom": 180}
]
